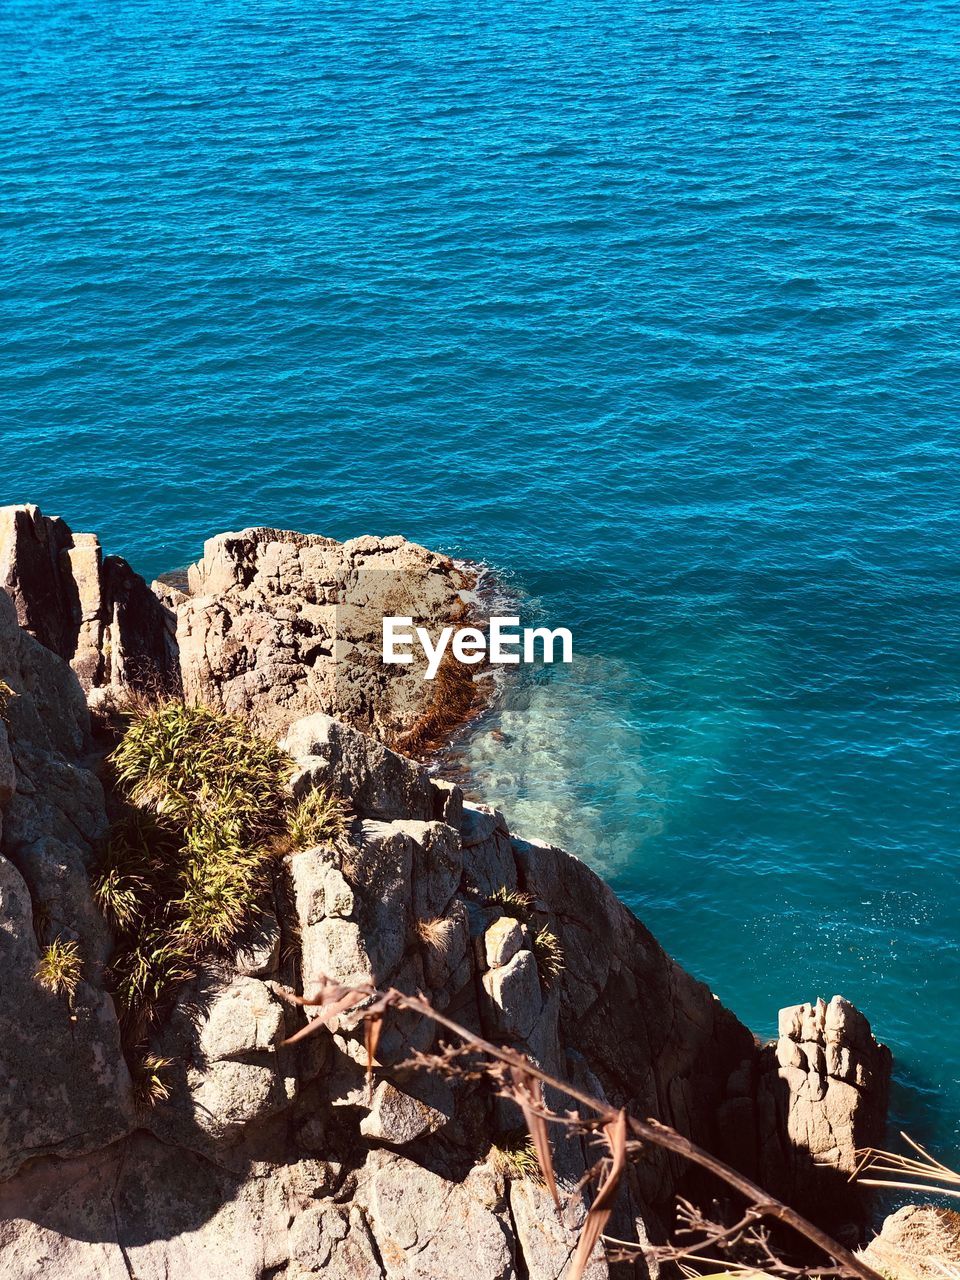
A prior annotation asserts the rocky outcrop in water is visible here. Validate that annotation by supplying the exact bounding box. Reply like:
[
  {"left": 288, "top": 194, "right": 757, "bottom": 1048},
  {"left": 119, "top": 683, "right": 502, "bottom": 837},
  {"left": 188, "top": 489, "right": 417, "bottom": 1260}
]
[
  {"left": 755, "top": 996, "right": 891, "bottom": 1225},
  {"left": 158, "top": 524, "right": 477, "bottom": 742},
  {"left": 1, "top": 506, "right": 478, "bottom": 744},
  {"left": 0, "top": 505, "right": 892, "bottom": 1279}
]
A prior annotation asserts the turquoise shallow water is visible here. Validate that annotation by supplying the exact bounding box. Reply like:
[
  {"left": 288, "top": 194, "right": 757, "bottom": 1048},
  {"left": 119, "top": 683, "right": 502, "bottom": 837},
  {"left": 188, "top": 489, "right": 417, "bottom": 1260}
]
[{"left": 3, "top": 1, "right": 960, "bottom": 1156}]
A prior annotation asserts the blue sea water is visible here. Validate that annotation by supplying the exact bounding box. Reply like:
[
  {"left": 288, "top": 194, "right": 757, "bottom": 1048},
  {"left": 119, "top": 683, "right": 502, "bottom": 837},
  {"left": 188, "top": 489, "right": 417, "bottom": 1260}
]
[{"left": 2, "top": 0, "right": 960, "bottom": 1158}]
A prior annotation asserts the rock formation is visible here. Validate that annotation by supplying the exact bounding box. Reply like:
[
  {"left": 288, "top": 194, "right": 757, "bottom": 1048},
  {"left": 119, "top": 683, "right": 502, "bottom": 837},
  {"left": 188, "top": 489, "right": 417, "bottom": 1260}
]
[
  {"left": 158, "top": 524, "right": 478, "bottom": 742},
  {"left": 861, "top": 1206, "right": 960, "bottom": 1280},
  {"left": 0, "top": 505, "right": 892, "bottom": 1279},
  {"left": 0, "top": 504, "right": 178, "bottom": 698}
]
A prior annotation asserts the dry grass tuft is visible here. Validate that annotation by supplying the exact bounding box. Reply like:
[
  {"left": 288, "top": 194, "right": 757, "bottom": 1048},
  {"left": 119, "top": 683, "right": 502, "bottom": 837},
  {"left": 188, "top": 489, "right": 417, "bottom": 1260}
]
[
  {"left": 131, "top": 1052, "right": 176, "bottom": 1109},
  {"left": 489, "top": 1130, "right": 544, "bottom": 1183},
  {"left": 415, "top": 915, "right": 457, "bottom": 955},
  {"left": 36, "top": 937, "right": 82, "bottom": 1000},
  {"left": 486, "top": 885, "right": 535, "bottom": 921},
  {"left": 532, "top": 925, "right": 565, "bottom": 984}
]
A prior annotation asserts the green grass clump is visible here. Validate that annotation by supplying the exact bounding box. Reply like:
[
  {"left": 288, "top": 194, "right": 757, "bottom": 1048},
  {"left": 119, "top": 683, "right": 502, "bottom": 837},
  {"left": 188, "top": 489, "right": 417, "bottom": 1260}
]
[
  {"left": 532, "top": 925, "right": 564, "bottom": 984},
  {"left": 36, "top": 937, "right": 82, "bottom": 1000},
  {"left": 176, "top": 818, "right": 270, "bottom": 949},
  {"left": 95, "top": 701, "right": 364, "bottom": 1081},
  {"left": 489, "top": 1131, "right": 543, "bottom": 1183},
  {"left": 111, "top": 928, "right": 194, "bottom": 1027},
  {"left": 111, "top": 701, "right": 290, "bottom": 834},
  {"left": 287, "top": 786, "right": 351, "bottom": 850},
  {"left": 92, "top": 808, "right": 173, "bottom": 931},
  {"left": 486, "top": 886, "right": 535, "bottom": 921},
  {"left": 96, "top": 702, "right": 295, "bottom": 1045}
]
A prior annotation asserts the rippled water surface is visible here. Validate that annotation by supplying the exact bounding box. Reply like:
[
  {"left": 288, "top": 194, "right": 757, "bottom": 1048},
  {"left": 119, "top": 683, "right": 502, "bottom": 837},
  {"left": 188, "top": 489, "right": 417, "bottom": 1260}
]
[{"left": 3, "top": 0, "right": 960, "bottom": 1154}]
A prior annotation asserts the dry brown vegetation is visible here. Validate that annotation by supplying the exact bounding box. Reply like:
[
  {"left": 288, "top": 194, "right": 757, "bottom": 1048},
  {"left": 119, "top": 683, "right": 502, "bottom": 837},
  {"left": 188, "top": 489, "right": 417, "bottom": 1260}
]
[
  {"left": 393, "top": 649, "right": 483, "bottom": 756},
  {"left": 855, "top": 1134, "right": 960, "bottom": 1202},
  {"left": 277, "top": 974, "right": 887, "bottom": 1280}
]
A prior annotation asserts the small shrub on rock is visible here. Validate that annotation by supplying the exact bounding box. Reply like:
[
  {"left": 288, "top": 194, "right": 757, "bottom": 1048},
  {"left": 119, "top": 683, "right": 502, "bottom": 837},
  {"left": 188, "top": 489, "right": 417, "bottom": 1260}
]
[
  {"left": 287, "top": 786, "right": 351, "bottom": 850},
  {"left": 36, "top": 937, "right": 82, "bottom": 1000}
]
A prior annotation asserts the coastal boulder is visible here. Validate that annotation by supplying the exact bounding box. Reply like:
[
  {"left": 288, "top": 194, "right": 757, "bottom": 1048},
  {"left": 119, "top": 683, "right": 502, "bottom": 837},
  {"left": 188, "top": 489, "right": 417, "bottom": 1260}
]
[{"left": 170, "top": 525, "right": 477, "bottom": 741}]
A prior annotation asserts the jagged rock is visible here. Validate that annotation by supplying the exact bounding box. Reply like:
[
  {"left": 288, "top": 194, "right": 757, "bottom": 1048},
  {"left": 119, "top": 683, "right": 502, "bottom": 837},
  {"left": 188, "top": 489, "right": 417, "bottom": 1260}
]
[
  {"left": 754, "top": 995, "right": 891, "bottom": 1228},
  {"left": 404, "top": 819, "right": 462, "bottom": 920},
  {"left": 861, "top": 1205, "right": 960, "bottom": 1280},
  {"left": 197, "top": 976, "right": 286, "bottom": 1059},
  {"left": 485, "top": 914, "right": 524, "bottom": 969},
  {"left": 482, "top": 948, "right": 543, "bottom": 1042},
  {"left": 283, "top": 712, "right": 436, "bottom": 821},
  {"left": 290, "top": 846, "right": 366, "bottom": 995},
  {"left": 149, "top": 975, "right": 293, "bottom": 1147},
  {"left": 288, "top": 1200, "right": 383, "bottom": 1278},
  {"left": 359, "top": 1080, "right": 452, "bottom": 1145},
  {"left": 172, "top": 525, "right": 475, "bottom": 740},
  {"left": 0, "top": 591, "right": 134, "bottom": 1180},
  {"left": 461, "top": 802, "right": 517, "bottom": 896},
  {"left": 420, "top": 897, "right": 471, "bottom": 993},
  {"left": 0, "top": 503, "right": 177, "bottom": 697},
  {"left": 431, "top": 778, "right": 463, "bottom": 829},
  {"left": 510, "top": 1178, "right": 610, "bottom": 1280},
  {"left": 361, "top": 1149, "right": 515, "bottom": 1279},
  {"left": 234, "top": 908, "right": 282, "bottom": 978},
  {"left": 0, "top": 1133, "right": 294, "bottom": 1280}
]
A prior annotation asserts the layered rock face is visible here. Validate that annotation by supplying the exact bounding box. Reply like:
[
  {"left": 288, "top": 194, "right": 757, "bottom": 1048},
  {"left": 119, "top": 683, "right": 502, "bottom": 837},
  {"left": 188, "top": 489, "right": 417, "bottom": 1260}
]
[
  {"left": 0, "top": 505, "right": 178, "bottom": 698},
  {"left": 0, "top": 589, "right": 134, "bottom": 1179},
  {"left": 0, "top": 507, "right": 892, "bottom": 1279}
]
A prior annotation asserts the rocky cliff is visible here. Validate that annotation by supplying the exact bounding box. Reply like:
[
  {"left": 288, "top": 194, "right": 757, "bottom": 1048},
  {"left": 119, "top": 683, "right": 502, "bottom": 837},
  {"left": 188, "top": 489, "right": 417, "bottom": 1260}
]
[{"left": 0, "top": 505, "right": 891, "bottom": 1279}]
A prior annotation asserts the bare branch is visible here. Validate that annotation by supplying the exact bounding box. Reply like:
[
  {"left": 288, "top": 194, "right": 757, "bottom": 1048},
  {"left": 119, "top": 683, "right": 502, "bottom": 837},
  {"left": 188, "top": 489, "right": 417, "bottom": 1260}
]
[{"left": 280, "top": 977, "right": 886, "bottom": 1280}]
